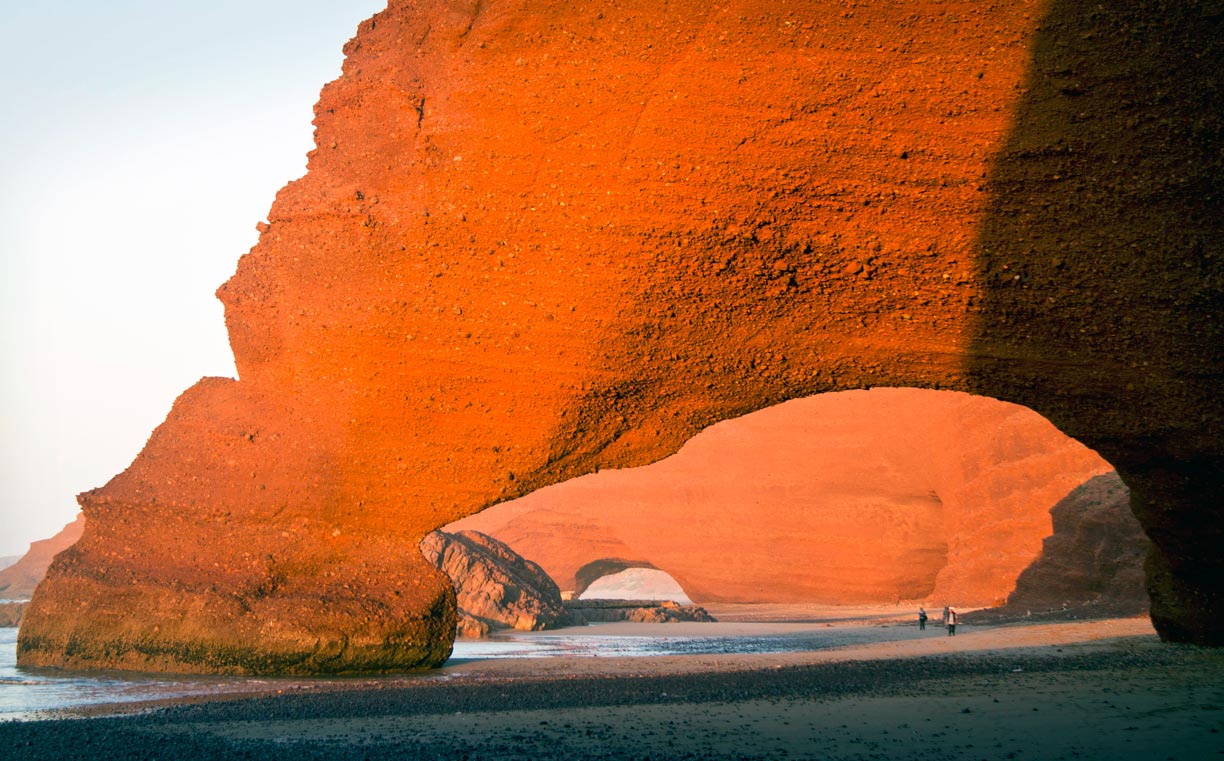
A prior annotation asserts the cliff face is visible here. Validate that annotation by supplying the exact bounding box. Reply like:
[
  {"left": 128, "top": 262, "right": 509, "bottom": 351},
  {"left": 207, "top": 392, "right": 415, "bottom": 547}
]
[
  {"left": 0, "top": 516, "right": 84, "bottom": 600},
  {"left": 20, "top": 0, "right": 1223, "bottom": 672},
  {"left": 452, "top": 389, "right": 1112, "bottom": 606},
  {"left": 1002, "top": 472, "right": 1148, "bottom": 616}
]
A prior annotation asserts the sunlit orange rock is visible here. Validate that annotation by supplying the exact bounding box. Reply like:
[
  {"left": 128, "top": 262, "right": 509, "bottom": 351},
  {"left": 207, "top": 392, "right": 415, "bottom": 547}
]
[
  {"left": 20, "top": 0, "right": 1223, "bottom": 672},
  {"left": 452, "top": 389, "right": 1112, "bottom": 606}
]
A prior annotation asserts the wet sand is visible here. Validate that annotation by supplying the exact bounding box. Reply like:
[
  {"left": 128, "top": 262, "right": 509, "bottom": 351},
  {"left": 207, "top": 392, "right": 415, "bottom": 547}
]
[{"left": 1, "top": 611, "right": 1221, "bottom": 759}]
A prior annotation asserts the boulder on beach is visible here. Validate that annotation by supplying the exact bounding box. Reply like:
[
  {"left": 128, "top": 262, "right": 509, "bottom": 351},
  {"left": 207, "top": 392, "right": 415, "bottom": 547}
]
[{"left": 420, "top": 529, "right": 566, "bottom": 637}]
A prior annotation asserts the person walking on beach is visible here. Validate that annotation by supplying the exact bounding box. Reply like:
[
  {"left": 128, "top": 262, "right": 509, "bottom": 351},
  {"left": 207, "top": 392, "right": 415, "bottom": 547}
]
[
  {"left": 918, "top": 607, "right": 928, "bottom": 630},
  {"left": 947, "top": 608, "right": 958, "bottom": 636},
  {"left": 942, "top": 605, "right": 950, "bottom": 626}
]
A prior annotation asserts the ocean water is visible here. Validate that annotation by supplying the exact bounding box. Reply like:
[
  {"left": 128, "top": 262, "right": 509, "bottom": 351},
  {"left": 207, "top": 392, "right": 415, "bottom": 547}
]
[
  {"left": 0, "top": 628, "right": 342, "bottom": 721},
  {"left": 448, "top": 628, "right": 858, "bottom": 660},
  {"left": 0, "top": 623, "right": 883, "bottom": 721}
]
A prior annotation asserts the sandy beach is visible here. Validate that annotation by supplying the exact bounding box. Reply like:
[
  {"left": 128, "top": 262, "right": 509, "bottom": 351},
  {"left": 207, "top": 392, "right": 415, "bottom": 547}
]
[{"left": 1, "top": 609, "right": 1221, "bottom": 760}]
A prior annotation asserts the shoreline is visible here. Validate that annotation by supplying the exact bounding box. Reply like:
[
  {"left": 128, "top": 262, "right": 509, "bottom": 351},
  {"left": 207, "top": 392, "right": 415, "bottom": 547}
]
[
  {"left": 4, "top": 608, "right": 1151, "bottom": 720},
  {"left": 2, "top": 614, "right": 1221, "bottom": 759}
]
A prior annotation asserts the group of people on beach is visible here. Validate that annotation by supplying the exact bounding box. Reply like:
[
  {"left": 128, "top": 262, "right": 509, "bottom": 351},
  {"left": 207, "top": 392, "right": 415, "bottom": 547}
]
[{"left": 917, "top": 606, "right": 958, "bottom": 635}]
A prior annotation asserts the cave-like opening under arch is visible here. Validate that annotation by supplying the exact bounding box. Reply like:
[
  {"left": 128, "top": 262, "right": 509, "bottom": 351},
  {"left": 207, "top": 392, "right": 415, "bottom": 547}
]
[{"left": 448, "top": 388, "right": 1146, "bottom": 616}]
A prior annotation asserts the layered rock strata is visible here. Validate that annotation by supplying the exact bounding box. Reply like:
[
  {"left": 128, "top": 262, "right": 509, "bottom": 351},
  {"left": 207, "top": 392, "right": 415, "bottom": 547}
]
[
  {"left": 420, "top": 529, "right": 565, "bottom": 635},
  {"left": 22, "top": 0, "right": 1223, "bottom": 672}
]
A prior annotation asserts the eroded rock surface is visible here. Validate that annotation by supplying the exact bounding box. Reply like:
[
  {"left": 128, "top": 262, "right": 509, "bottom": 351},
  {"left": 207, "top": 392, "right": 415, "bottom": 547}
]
[
  {"left": 1000, "top": 473, "right": 1148, "bottom": 617},
  {"left": 22, "top": 0, "right": 1223, "bottom": 672},
  {"left": 420, "top": 530, "right": 565, "bottom": 635},
  {"left": 0, "top": 602, "right": 26, "bottom": 627}
]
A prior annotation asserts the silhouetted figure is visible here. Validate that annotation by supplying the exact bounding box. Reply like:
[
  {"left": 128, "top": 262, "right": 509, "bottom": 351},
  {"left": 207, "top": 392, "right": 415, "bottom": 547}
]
[
  {"left": 947, "top": 608, "right": 958, "bottom": 636},
  {"left": 918, "top": 607, "right": 928, "bottom": 630},
  {"left": 942, "top": 605, "right": 950, "bottom": 626}
]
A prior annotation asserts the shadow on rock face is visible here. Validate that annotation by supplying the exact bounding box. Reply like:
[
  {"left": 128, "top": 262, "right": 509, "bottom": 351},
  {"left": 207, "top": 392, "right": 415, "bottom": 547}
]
[
  {"left": 968, "top": 472, "right": 1148, "bottom": 624},
  {"left": 968, "top": 0, "right": 1224, "bottom": 643}
]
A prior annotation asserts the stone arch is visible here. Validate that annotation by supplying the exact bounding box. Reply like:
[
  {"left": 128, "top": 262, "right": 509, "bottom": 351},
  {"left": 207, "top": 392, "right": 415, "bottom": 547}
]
[
  {"left": 579, "top": 566, "right": 695, "bottom": 605},
  {"left": 572, "top": 559, "right": 661, "bottom": 600},
  {"left": 451, "top": 388, "right": 1118, "bottom": 609},
  {"left": 20, "top": 0, "right": 1223, "bottom": 674},
  {"left": 962, "top": 0, "right": 1223, "bottom": 642}
]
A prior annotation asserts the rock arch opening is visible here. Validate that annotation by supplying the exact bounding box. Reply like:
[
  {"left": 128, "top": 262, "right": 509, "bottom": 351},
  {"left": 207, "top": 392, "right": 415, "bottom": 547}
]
[
  {"left": 449, "top": 388, "right": 1147, "bottom": 618},
  {"left": 572, "top": 559, "right": 665, "bottom": 600},
  {"left": 578, "top": 567, "right": 693, "bottom": 604}
]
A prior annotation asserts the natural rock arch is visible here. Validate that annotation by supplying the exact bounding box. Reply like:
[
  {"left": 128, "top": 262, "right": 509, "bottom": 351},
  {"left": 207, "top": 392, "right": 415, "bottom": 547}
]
[
  {"left": 572, "top": 559, "right": 661, "bottom": 600},
  {"left": 450, "top": 388, "right": 1117, "bottom": 607},
  {"left": 578, "top": 566, "right": 694, "bottom": 605},
  {"left": 20, "top": 0, "right": 1222, "bottom": 673}
]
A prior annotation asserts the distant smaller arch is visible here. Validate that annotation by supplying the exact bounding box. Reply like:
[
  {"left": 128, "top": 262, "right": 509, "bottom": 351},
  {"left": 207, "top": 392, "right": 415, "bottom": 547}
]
[
  {"left": 575, "top": 559, "right": 693, "bottom": 604},
  {"left": 573, "top": 558, "right": 659, "bottom": 599}
]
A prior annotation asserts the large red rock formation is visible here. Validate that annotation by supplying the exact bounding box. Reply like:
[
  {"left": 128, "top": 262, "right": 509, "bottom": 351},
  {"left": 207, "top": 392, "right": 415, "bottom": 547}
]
[
  {"left": 0, "top": 515, "right": 84, "bottom": 600},
  {"left": 20, "top": 0, "right": 1223, "bottom": 672},
  {"left": 452, "top": 389, "right": 1111, "bottom": 606}
]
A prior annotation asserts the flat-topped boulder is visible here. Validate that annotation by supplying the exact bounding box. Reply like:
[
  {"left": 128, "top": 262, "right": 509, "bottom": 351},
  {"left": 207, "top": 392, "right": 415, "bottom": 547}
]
[{"left": 564, "top": 599, "right": 715, "bottom": 625}]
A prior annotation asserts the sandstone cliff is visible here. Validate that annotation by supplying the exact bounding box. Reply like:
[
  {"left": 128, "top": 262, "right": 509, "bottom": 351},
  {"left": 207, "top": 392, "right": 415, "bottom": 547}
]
[
  {"left": 0, "top": 515, "right": 84, "bottom": 600},
  {"left": 420, "top": 529, "right": 565, "bottom": 635},
  {"left": 22, "top": 0, "right": 1222, "bottom": 673}
]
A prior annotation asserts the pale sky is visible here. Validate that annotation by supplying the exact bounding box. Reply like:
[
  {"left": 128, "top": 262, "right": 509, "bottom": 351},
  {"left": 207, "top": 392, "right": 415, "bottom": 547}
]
[{"left": 0, "top": 1, "right": 386, "bottom": 556}]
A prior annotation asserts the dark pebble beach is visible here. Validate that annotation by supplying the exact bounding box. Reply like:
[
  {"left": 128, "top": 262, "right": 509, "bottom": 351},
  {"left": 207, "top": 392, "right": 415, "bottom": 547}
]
[{"left": 2, "top": 641, "right": 1221, "bottom": 761}]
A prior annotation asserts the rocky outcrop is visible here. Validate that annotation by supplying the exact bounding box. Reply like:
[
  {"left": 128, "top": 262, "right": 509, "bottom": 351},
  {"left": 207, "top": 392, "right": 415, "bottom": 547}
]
[
  {"left": 995, "top": 473, "right": 1148, "bottom": 617},
  {"left": 0, "top": 515, "right": 84, "bottom": 600},
  {"left": 21, "top": 0, "right": 1223, "bottom": 672},
  {"left": 0, "top": 602, "right": 27, "bottom": 627},
  {"left": 420, "top": 530, "right": 565, "bottom": 635},
  {"left": 452, "top": 389, "right": 1111, "bottom": 607},
  {"left": 564, "top": 600, "right": 715, "bottom": 625},
  {"left": 455, "top": 612, "right": 492, "bottom": 639}
]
